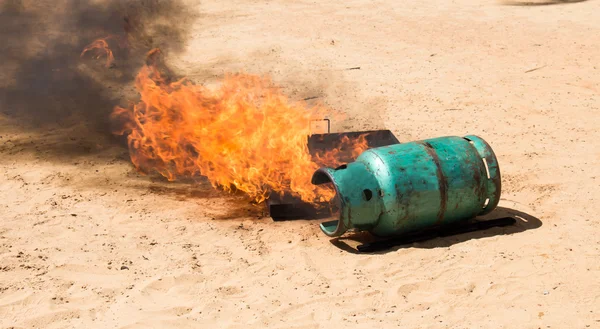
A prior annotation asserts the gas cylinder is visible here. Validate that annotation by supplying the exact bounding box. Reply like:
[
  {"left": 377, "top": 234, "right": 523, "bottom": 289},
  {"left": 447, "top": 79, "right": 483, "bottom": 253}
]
[{"left": 311, "top": 135, "right": 501, "bottom": 237}]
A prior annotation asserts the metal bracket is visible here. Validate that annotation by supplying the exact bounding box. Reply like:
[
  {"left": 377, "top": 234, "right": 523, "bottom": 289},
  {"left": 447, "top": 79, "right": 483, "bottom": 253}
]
[{"left": 310, "top": 118, "right": 331, "bottom": 134}]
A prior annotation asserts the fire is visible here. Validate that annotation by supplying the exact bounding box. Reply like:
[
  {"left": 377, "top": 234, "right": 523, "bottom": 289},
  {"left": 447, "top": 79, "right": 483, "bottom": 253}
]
[
  {"left": 80, "top": 35, "right": 129, "bottom": 67},
  {"left": 80, "top": 37, "right": 115, "bottom": 67},
  {"left": 86, "top": 41, "right": 368, "bottom": 203},
  {"left": 314, "top": 135, "right": 369, "bottom": 168}
]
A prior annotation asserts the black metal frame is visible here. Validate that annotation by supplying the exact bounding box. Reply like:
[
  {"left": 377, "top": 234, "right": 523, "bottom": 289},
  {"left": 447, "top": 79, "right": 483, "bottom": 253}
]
[{"left": 266, "top": 128, "right": 400, "bottom": 221}]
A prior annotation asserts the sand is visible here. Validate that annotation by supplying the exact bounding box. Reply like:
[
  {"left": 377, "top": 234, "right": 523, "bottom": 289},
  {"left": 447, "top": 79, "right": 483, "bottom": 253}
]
[{"left": 1, "top": 0, "right": 599, "bottom": 328}]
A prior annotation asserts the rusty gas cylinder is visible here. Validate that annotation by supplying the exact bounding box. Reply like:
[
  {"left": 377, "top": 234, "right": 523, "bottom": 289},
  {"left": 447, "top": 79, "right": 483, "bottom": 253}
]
[{"left": 311, "top": 135, "right": 501, "bottom": 237}]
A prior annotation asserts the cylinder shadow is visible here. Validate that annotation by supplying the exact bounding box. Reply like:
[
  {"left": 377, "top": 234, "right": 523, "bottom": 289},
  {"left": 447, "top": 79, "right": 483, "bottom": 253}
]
[
  {"left": 501, "top": 0, "right": 588, "bottom": 6},
  {"left": 329, "top": 207, "right": 543, "bottom": 254}
]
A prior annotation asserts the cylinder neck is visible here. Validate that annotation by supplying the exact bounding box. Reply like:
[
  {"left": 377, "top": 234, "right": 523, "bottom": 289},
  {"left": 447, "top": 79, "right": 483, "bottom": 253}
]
[{"left": 312, "top": 162, "right": 383, "bottom": 237}]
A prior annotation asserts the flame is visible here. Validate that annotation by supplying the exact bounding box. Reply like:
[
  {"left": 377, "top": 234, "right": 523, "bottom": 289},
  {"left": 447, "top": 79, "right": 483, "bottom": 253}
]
[
  {"left": 314, "top": 135, "right": 369, "bottom": 168},
  {"left": 81, "top": 35, "right": 129, "bottom": 67},
  {"left": 81, "top": 37, "right": 115, "bottom": 67},
  {"left": 103, "top": 48, "right": 368, "bottom": 203}
]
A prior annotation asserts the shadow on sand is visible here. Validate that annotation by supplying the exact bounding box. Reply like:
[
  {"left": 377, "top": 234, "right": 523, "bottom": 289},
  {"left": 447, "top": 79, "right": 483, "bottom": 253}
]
[
  {"left": 330, "top": 207, "right": 542, "bottom": 254},
  {"left": 501, "top": 0, "right": 588, "bottom": 6}
]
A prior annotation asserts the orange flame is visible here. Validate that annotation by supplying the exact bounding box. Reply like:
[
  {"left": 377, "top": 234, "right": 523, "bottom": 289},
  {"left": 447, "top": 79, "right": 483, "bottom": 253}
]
[
  {"left": 107, "top": 49, "right": 368, "bottom": 203},
  {"left": 81, "top": 35, "right": 126, "bottom": 67},
  {"left": 313, "top": 135, "right": 369, "bottom": 168}
]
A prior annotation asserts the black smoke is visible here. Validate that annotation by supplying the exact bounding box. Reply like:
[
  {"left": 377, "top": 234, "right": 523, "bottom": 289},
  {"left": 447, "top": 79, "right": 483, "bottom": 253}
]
[{"left": 0, "top": 0, "right": 196, "bottom": 158}]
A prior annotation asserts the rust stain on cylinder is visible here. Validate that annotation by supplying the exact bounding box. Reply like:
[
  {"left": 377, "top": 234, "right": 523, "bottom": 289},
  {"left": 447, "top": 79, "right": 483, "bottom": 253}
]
[{"left": 422, "top": 142, "right": 448, "bottom": 224}]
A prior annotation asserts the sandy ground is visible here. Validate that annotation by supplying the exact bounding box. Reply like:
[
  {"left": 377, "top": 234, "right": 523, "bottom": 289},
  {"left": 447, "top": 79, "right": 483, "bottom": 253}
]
[{"left": 1, "top": 0, "right": 600, "bottom": 328}]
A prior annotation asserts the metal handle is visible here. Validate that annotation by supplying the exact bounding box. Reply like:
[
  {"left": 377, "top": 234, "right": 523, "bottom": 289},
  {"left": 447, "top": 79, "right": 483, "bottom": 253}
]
[{"left": 464, "top": 135, "right": 502, "bottom": 216}]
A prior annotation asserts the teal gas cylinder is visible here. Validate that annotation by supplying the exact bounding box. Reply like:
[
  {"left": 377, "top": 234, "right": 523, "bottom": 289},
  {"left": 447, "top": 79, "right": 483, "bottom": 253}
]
[{"left": 311, "top": 135, "right": 501, "bottom": 237}]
